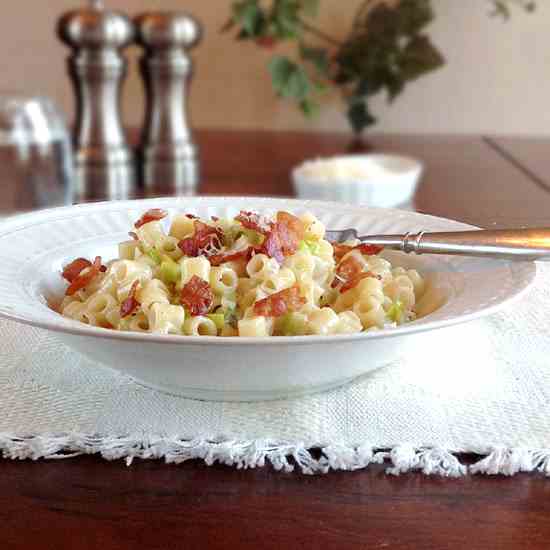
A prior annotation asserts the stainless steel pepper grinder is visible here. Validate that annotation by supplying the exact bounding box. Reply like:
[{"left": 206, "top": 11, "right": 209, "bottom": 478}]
[
  {"left": 135, "top": 12, "right": 202, "bottom": 194},
  {"left": 58, "top": 0, "right": 136, "bottom": 200}
]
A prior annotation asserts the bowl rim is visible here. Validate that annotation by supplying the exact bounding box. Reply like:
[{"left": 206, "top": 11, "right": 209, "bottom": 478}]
[{"left": 0, "top": 195, "right": 537, "bottom": 347}]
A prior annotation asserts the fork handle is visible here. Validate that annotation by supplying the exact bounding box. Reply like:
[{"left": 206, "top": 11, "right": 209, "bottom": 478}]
[{"left": 359, "top": 228, "right": 550, "bottom": 261}]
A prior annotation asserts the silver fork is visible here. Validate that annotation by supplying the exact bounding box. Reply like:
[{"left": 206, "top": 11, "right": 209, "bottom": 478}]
[{"left": 324, "top": 227, "right": 550, "bottom": 261}]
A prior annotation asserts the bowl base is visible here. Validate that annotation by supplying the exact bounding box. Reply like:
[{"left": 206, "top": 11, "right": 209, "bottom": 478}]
[{"left": 129, "top": 371, "right": 374, "bottom": 403}]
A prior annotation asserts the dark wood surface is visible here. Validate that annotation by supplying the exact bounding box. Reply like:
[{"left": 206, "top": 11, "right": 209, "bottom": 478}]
[
  {"left": 3, "top": 130, "right": 550, "bottom": 550},
  {"left": 194, "top": 130, "right": 550, "bottom": 228},
  {"left": 487, "top": 135, "right": 550, "bottom": 197}
]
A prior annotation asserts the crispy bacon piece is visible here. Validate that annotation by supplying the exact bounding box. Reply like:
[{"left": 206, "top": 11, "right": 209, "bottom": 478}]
[
  {"left": 178, "top": 220, "right": 223, "bottom": 257},
  {"left": 260, "top": 211, "right": 305, "bottom": 264},
  {"left": 235, "top": 211, "right": 273, "bottom": 235},
  {"left": 253, "top": 284, "right": 306, "bottom": 318},
  {"left": 261, "top": 229, "right": 283, "bottom": 263},
  {"left": 277, "top": 211, "right": 305, "bottom": 242},
  {"left": 331, "top": 255, "right": 363, "bottom": 289},
  {"left": 340, "top": 272, "right": 382, "bottom": 294},
  {"left": 178, "top": 238, "right": 198, "bottom": 257},
  {"left": 332, "top": 243, "right": 383, "bottom": 262},
  {"left": 120, "top": 280, "right": 140, "bottom": 318},
  {"left": 208, "top": 246, "right": 254, "bottom": 267},
  {"left": 134, "top": 208, "right": 168, "bottom": 229},
  {"left": 66, "top": 256, "right": 102, "bottom": 296},
  {"left": 357, "top": 244, "right": 384, "bottom": 256},
  {"left": 62, "top": 258, "right": 92, "bottom": 283},
  {"left": 180, "top": 275, "right": 214, "bottom": 316},
  {"left": 332, "top": 244, "right": 354, "bottom": 262},
  {"left": 195, "top": 221, "right": 223, "bottom": 247},
  {"left": 185, "top": 213, "right": 198, "bottom": 219}
]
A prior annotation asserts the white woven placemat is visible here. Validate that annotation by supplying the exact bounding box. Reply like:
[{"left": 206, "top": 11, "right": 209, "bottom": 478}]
[{"left": 1, "top": 263, "right": 550, "bottom": 476}]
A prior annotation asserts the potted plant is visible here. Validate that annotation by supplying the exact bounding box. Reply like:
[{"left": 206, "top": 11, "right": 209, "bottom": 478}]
[{"left": 223, "top": 0, "right": 536, "bottom": 141}]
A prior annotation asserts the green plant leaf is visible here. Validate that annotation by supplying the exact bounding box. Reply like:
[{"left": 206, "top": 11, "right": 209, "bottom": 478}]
[
  {"left": 271, "top": 0, "right": 303, "bottom": 39},
  {"left": 268, "top": 56, "right": 295, "bottom": 94},
  {"left": 233, "top": 0, "right": 265, "bottom": 37},
  {"left": 299, "top": 44, "right": 330, "bottom": 76},
  {"left": 268, "top": 56, "right": 311, "bottom": 100},
  {"left": 399, "top": 34, "right": 445, "bottom": 81},
  {"left": 491, "top": 0, "right": 511, "bottom": 18},
  {"left": 300, "top": 98, "right": 320, "bottom": 118},
  {"left": 384, "top": 73, "right": 406, "bottom": 102},
  {"left": 489, "top": 0, "right": 536, "bottom": 19},
  {"left": 394, "top": 0, "right": 434, "bottom": 34},
  {"left": 355, "top": 78, "right": 370, "bottom": 97},
  {"left": 286, "top": 67, "right": 311, "bottom": 99},
  {"left": 347, "top": 100, "right": 376, "bottom": 134}
]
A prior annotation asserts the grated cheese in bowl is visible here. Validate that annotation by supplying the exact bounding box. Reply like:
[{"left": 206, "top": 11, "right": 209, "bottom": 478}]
[
  {"left": 291, "top": 154, "right": 423, "bottom": 207},
  {"left": 295, "top": 156, "right": 387, "bottom": 183}
]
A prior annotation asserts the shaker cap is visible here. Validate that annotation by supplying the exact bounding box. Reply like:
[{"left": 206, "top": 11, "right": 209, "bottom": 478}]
[
  {"left": 135, "top": 12, "right": 202, "bottom": 50},
  {"left": 58, "top": 2, "right": 134, "bottom": 49}
]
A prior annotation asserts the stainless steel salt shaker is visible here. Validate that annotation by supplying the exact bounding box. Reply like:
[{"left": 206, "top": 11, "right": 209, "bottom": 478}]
[
  {"left": 135, "top": 12, "right": 202, "bottom": 194},
  {"left": 58, "top": 2, "right": 136, "bottom": 200}
]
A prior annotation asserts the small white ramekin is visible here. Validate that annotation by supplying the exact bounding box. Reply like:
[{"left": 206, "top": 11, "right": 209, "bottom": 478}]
[{"left": 292, "top": 154, "right": 423, "bottom": 208}]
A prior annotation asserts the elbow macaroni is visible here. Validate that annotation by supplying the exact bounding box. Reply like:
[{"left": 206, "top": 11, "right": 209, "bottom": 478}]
[{"left": 60, "top": 209, "right": 432, "bottom": 337}]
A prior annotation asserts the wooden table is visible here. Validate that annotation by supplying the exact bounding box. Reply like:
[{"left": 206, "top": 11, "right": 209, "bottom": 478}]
[{"left": 3, "top": 130, "right": 550, "bottom": 550}]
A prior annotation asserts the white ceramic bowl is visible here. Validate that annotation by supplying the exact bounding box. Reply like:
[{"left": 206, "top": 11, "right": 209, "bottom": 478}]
[
  {"left": 292, "top": 154, "right": 423, "bottom": 207},
  {"left": 0, "top": 197, "right": 535, "bottom": 402}
]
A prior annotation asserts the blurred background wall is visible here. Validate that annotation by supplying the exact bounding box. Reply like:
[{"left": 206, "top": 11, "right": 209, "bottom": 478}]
[{"left": 1, "top": 0, "right": 548, "bottom": 135}]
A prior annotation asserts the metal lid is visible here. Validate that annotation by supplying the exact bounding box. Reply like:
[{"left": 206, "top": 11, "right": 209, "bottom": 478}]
[
  {"left": 58, "top": 2, "right": 134, "bottom": 50},
  {"left": 135, "top": 12, "right": 202, "bottom": 50}
]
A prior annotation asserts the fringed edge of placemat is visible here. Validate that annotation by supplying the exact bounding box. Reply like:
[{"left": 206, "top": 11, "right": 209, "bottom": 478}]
[{"left": 1, "top": 433, "right": 550, "bottom": 476}]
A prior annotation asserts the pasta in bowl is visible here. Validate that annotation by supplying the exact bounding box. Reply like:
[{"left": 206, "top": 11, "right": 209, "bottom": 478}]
[
  {"left": 58, "top": 208, "right": 429, "bottom": 338},
  {"left": 0, "top": 197, "right": 535, "bottom": 401}
]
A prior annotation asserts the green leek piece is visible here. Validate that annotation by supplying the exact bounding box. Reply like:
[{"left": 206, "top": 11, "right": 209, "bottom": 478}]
[
  {"left": 278, "top": 312, "right": 308, "bottom": 336},
  {"left": 387, "top": 300, "right": 403, "bottom": 323},
  {"left": 147, "top": 247, "right": 162, "bottom": 265},
  {"left": 242, "top": 228, "right": 265, "bottom": 246},
  {"left": 223, "top": 226, "right": 238, "bottom": 247},
  {"left": 225, "top": 225, "right": 246, "bottom": 247},
  {"left": 160, "top": 259, "right": 181, "bottom": 284},
  {"left": 298, "top": 239, "right": 321, "bottom": 255},
  {"left": 307, "top": 240, "right": 321, "bottom": 255},
  {"left": 221, "top": 293, "right": 237, "bottom": 311},
  {"left": 222, "top": 306, "right": 239, "bottom": 328},
  {"left": 206, "top": 313, "right": 225, "bottom": 331}
]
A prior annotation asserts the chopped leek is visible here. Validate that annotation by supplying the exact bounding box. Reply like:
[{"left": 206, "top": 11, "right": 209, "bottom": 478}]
[
  {"left": 160, "top": 258, "right": 181, "bottom": 284},
  {"left": 223, "top": 226, "right": 240, "bottom": 247},
  {"left": 206, "top": 313, "right": 225, "bottom": 331},
  {"left": 278, "top": 312, "right": 308, "bottom": 336},
  {"left": 298, "top": 240, "right": 321, "bottom": 256},
  {"left": 387, "top": 300, "right": 403, "bottom": 323},
  {"left": 147, "top": 247, "right": 162, "bottom": 265},
  {"left": 222, "top": 305, "right": 239, "bottom": 328},
  {"left": 210, "top": 304, "right": 239, "bottom": 330},
  {"left": 221, "top": 293, "right": 237, "bottom": 311},
  {"left": 242, "top": 228, "right": 264, "bottom": 246}
]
